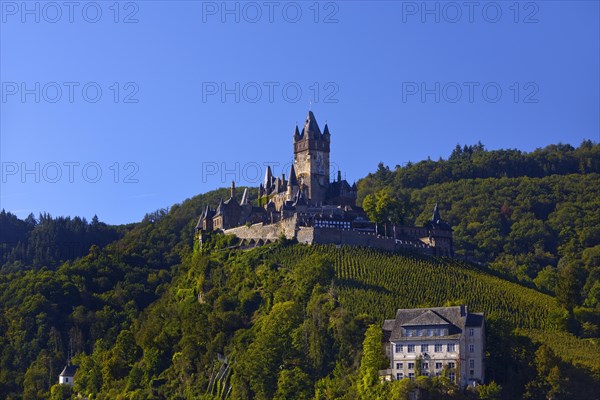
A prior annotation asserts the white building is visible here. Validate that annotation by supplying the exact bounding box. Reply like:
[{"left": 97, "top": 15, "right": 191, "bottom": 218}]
[
  {"left": 59, "top": 363, "right": 77, "bottom": 386},
  {"left": 381, "top": 305, "right": 485, "bottom": 388}
]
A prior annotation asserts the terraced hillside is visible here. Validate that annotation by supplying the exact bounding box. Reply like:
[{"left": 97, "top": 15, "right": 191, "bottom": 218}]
[{"left": 272, "top": 245, "right": 556, "bottom": 329}]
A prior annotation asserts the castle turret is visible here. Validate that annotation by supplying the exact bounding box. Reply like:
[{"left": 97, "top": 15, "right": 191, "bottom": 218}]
[
  {"left": 264, "top": 166, "right": 273, "bottom": 193},
  {"left": 293, "top": 111, "right": 330, "bottom": 205}
]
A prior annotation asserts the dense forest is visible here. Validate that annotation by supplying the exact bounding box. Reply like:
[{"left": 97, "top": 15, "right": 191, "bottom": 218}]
[{"left": 0, "top": 141, "right": 598, "bottom": 399}]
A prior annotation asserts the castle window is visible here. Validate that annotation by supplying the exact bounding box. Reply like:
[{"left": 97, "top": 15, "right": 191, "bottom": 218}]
[
  {"left": 408, "top": 373, "right": 415, "bottom": 381},
  {"left": 421, "top": 344, "right": 429, "bottom": 352},
  {"left": 396, "top": 373, "right": 402, "bottom": 380},
  {"left": 422, "top": 362, "right": 429, "bottom": 369},
  {"left": 435, "top": 362, "right": 442, "bottom": 369},
  {"left": 408, "top": 362, "right": 415, "bottom": 370},
  {"left": 469, "top": 328, "right": 475, "bottom": 337},
  {"left": 447, "top": 343, "right": 456, "bottom": 352},
  {"left": 469, "top": 344, "right": 475, "bottom": 353},
  {"left": 407, "top": 345, "right": 415, "bottom": 353},
  {"left": 427, "top": 329, "right": 433, "bottom": 336},
  {"left": 396, "top": 362, "right": 403, "bottom": 369},
  {"left": 395, "top": 344, "right": 403, "bottom": 353},
  {"left": 469, "top": 359, "right": 475, "bottom": 368},
  {"left": 448, "top": 362, "right": 456, "bottom": 369},
  {"left": 448, "top": 372, "right": 455, "bottom": 382},
  {"left": 434, "top": 344, "right": 442, "bottom": 352}
]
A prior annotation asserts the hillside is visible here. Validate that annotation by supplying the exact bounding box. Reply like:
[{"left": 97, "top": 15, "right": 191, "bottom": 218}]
[{"left": 0, "top": 141, "right": 599, "bottom": 399}]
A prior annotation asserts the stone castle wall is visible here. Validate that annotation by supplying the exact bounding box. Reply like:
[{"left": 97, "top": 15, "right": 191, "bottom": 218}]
[
  {"left": 224, "top": 215, "right": 298, "bottom": 241},
  {"left": 223, "top": 220, "right": 438, "bottom": 255}
]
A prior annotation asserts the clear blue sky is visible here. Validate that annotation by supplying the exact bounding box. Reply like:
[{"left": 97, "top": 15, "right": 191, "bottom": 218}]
[{"left": 1, "top": 0, "right": 599, "bottom": 224}]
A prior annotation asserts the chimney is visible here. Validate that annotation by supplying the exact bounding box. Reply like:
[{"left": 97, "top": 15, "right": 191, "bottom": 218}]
[{"left": 231, "top": 181, "right": 236, "bottom": 199}]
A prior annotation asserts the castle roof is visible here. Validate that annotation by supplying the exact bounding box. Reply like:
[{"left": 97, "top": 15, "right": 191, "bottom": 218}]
[
  {"left": 293, "top": 191, "right": 307, "bottom": 206},
  {"left": 264, "top": 166, "right": 273, "bottom": 190},
  {"left": 289, "top": 165, "right": 298, "bottom": 186},
  {"left": 301, "top": 111, "right": 322, "bottom": 139},
  {"left": 426, "top": 203, "right": 452, "bottom": 231},
  {"left": 214, "top": 199, "right": 225, "bottom": 216},
  {"left": 240, "top": 188, "right": 249, "bottom": 205}
]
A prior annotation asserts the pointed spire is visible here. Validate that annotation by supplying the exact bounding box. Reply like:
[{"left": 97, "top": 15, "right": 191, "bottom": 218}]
[
  {"left": 215, "top": 198, "right": 225, "bottom": 216},
  {"left": 337, "top": 170, "right": 342, "bottom": 182},
  {"left": 289, "top": 164, "right": 298, "bottom": 186},
  {"left": 264, "top": 166, "right": 273, "bottom": 191},
  {"left": 195, "top": 214, "right": 204, "bottom": 230},
  {"left": 294, "top": 125, "right": 301, "bottom": 141},
  {"left": 323, "top": 123, "right": 330, "bottom": 139},
  {"left": 432, "top": 202, "right": 441, "bottom": 222},
  {"left": 302, "top": 110, "right": 322, "bottom": 139},
  {"left": 230, "top": 181, "right": 236, "bottom": 199}
]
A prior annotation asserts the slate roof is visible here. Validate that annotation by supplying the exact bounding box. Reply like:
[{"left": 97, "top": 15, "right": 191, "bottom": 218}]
[
  {"left": 60, "top": 364, "right": 77, "bottom": 377},
  {"left": 289, "top": 165, "right": 298, "bottom": 186},
  {"left": 425, "top": 203, "right": 452, "bottom": 231},
  {"left": 301, "top": 111, "right": 322, "bottom": 139},
  {"left": 402, "top": 310, "right": 452, "bottom": 327},
  {"left": 384, "top": 306, "right": 481, "bottom": 341}
]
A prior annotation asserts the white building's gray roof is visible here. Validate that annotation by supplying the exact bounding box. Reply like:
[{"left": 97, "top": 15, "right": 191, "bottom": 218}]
[{"left": 384, "top": 305, "right": 483, "bottom": 341}]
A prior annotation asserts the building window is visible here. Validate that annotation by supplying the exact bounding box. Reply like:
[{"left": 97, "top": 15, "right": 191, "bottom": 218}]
[
  {"left": 470, "top": 369, "right": 475, "bottom": 376},
  {"left": 435, "top": 362, "right": 442, "bottom": 369},
  {"left": 396, "top": 362, "right": 403, "bottom": 369},
  {"left": 469, "top": 344, "right": 475, "bottom": 353},
  {"left": 417, "top": 329, "right": 424, "bottom": 336},
  {"left": 469, "top": 359, "right": 475, "bottom": 368},
  {"left": 422, "top": 362, "right": 429, "bottom": 370},
  {"left": 469, "top": 328, "right": 475, "bottom": 337},
  {"left": 447, "top": 343, "right": 456, "bottom": 352},
  {"left": 396, "top": 373, "right": 402, "bottom": 380},
  {"left": 395, "top": 344, "right": 403, "bottom": 353},
  {"left": 406, "top": 329, "right": 414, "bottom": 337},
  {"left": 421, "top": 344, "right": 429, "bottom": 352},
  {"left": 423, "top": 372, "right": 429, "bottom": 376},
  {"left": 427, "top": 329, "right": 433, "bottom": 336},
  {"left": 408, "top": 362, "right": 415, "bottom": 370},
  {"left": 448, "top": 362, "right": 456, "bottom": 369},
  {"left": 408, "top": 345, "right": 415, "bottom": 353},
  {"left": 408, "top": 373, "right": 415, "bottom": 381},
  {"left": 448, "top": 372, "right": 455, "bottom": 382},
  {"left": 65, "top": 378, "right": 69, "bottom": 383},
  {"left": 434, "top": 344, "right": 442, "bottom": 352}
]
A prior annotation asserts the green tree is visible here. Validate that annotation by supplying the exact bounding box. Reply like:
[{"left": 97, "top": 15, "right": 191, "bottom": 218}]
[
  {"left": 274, "top": 367, "right": 312, "bottom": 400},
  {"left": 476, "top": 381, "right": 502, "bottom": 399},
  {"left": 357, "top": 324, "right": 387, "bottom": 399},
  {"left": 49, "top": 384, "right": 72, "bottom": 400}
]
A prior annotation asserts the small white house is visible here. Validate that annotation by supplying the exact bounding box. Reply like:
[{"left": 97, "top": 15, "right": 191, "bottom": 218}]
[{"left": 59, "top": 363, "right": 77, "bottom": 386}]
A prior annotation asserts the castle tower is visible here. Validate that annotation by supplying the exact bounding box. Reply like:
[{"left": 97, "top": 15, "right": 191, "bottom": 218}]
[{"left": 293, "top": 111, "right": 330, "bottom": 205}]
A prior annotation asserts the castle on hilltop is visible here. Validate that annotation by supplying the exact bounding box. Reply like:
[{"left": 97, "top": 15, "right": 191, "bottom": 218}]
[{"left": 195, "top": 111, "right": 454, "bottom": 257}]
